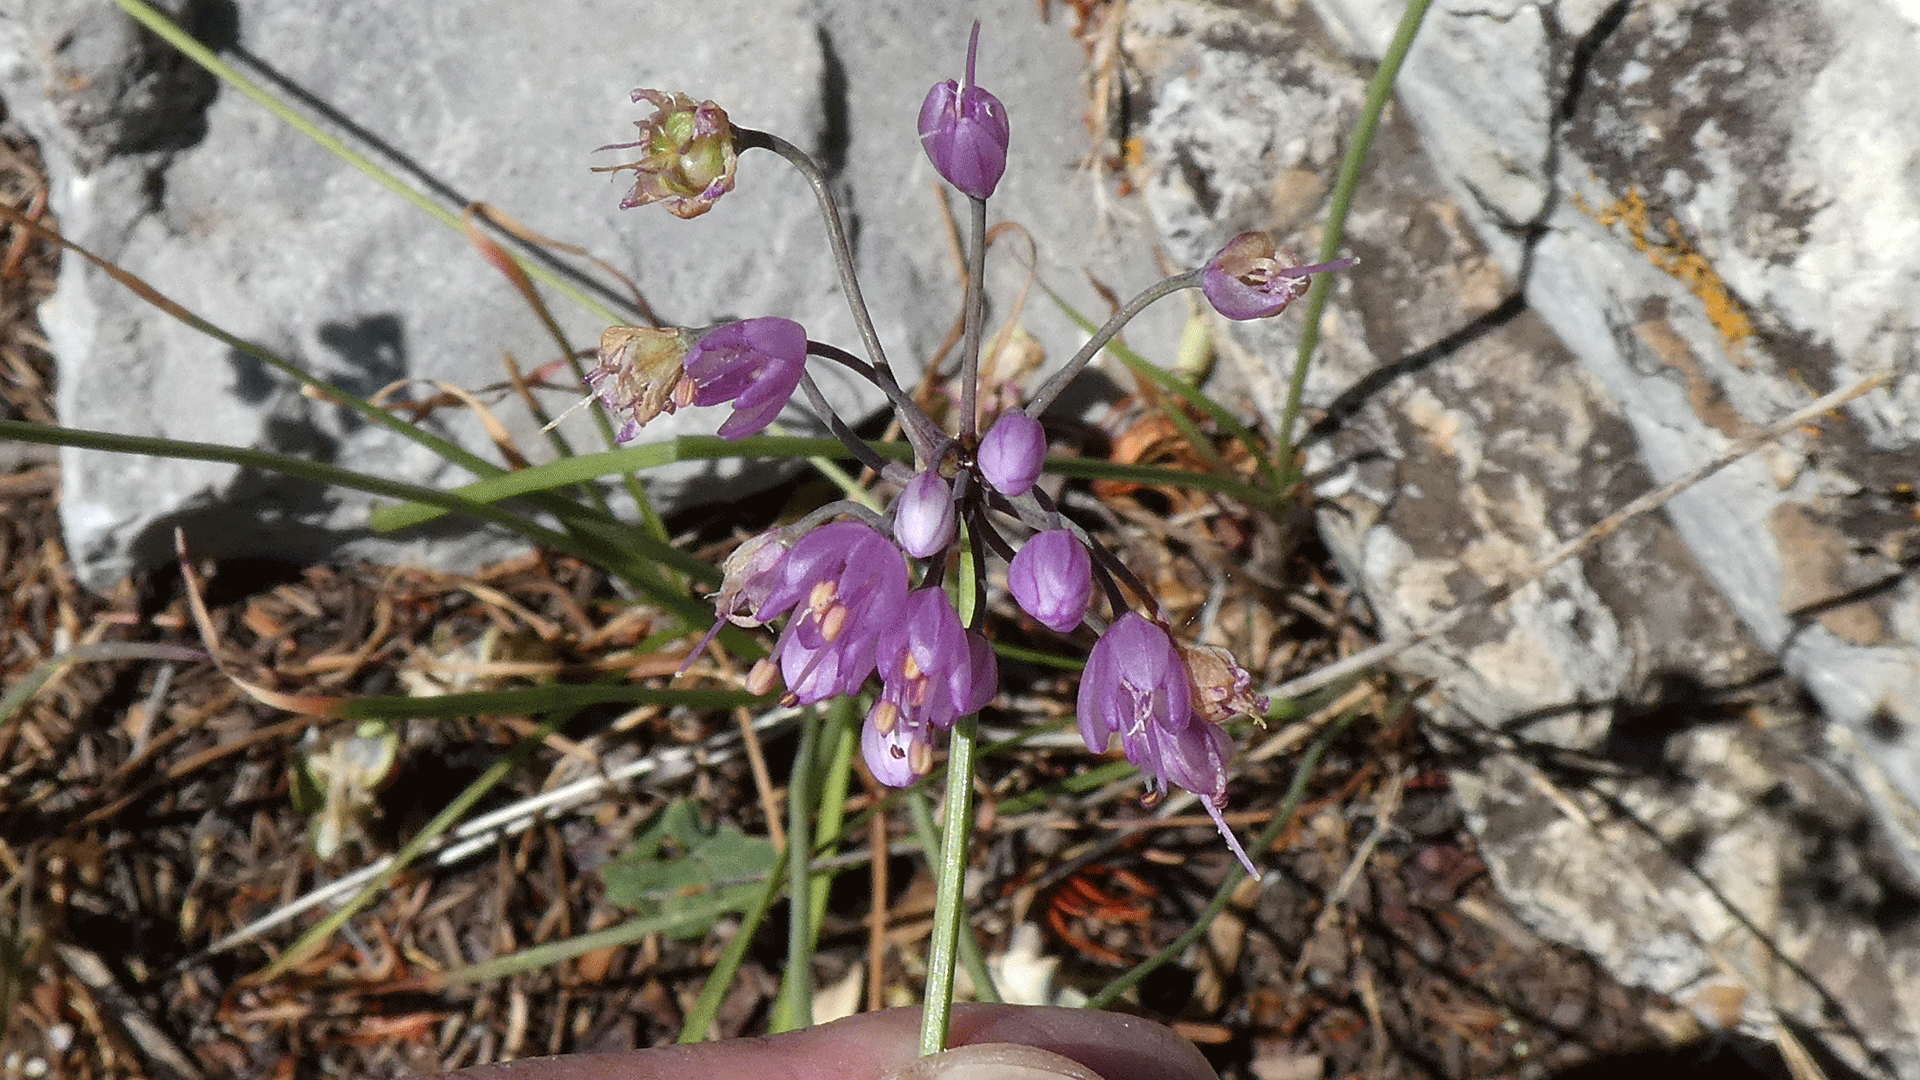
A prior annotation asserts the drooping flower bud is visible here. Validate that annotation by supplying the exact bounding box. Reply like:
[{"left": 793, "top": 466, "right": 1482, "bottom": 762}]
[
  {"left": 586, "top": 325, "right": 696, "bottom": 443},
  {"left": 1078, "top": 613, "right": 1257, "bottom": 876},
  {"left": 1007, "top": 529, "right": 1093, "bottom": 633},
  {"left": 893, "top": 469, "right": 957, "bottom": 558},
  {"left": 683, "top": 317, "right": 808, "bottom": 439},
  {"left": 595, "top": 89, "right": 738, "bottom": 219},
  {"left": 977, "top": 410, "right": 1045, "bottom": 496},
  {"left": 861, "top": 589, "right": 1000, "bottom": 787},
  {"left": 1200, "top": 232, "right": 1356, "bottom": 321},
  {"left": 918, "top": 21, "right": 1011, "bottom": 200}
]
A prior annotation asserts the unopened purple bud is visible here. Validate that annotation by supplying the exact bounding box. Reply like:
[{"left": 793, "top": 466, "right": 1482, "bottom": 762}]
[
  {"left": 893, "top": 470, "right": 957, "bottom": 558},
  {"left": 1007, "top": 529, "right": 1093, "bottom": 633},
  {"left": 977, "top": 411, "right": 1045, "bottom": 496},
  {"left": 683, "top": 317, "right": 808, "bottom": 439},
  {"left": 918, "top": 22, "right": 1011, "bottom": 200},
  {"left": 1200, "top": 232, "right": 1356, "bottom": 321}
]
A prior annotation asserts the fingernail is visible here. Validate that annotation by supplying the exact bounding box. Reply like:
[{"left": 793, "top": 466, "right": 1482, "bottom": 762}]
[{"left": 882, "top": 1044, "right": 1104, "bottom": 1080}]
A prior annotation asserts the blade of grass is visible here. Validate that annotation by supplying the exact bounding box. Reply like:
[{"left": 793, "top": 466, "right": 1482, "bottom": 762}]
[
  {"left": 993, "top": 759, "right": 1137, "bottom": 817},
  {"left": 367, "top": 435, "right": 915, "bottom": 532},
  {"left": 0, "top": 417, "right": 721, "bottom": 626},
  {"left": 1278, "top": 0, "right": 1434, "bottom": 478},
  {"left": 678, "top": 845, "right": 788, "bottom": 1043},
  {"left": 1039, "top": 455, "right": 1271, "bottom": 502},
  {"left": 416, "top": 894, "right": 758, "bottom": 988},
  {"left": 809, "top": 704, "right": 856, "bottom": 943}
]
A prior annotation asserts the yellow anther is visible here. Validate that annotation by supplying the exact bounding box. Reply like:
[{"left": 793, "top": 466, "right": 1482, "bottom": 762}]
[
  {"left": 746, "top": 658, "right": 779, "bottom": 696},
  {"left": 871, "top": 699, "right": 900, "bottom": 736},
  {"left": 821, "top": 603, "right": 849, "bottom": 641}
]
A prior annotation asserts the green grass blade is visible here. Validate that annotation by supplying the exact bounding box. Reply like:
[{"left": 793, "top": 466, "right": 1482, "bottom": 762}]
[
  {"left": 0, "top": 418, "right": 727, "bottom": 625},
  {"left": 770, "top": 707, "right": 820, "bottom": 1033},
  {"left": 0, "top": 419, "right": 591, "bottom": 555},
  {"left": 1037, "top": 454, "right": 1270, "bottom": 502},
  {"left": 426, "top": 896, "right": 757, "bottom": 988},
  {"left": 334, "top": 684, "right": 760, "bottom": 722},
  {"left": 677, "top": 845, "right": 788, "bottom": 1043},
  {"left": 368, "top": 435, "right": 913, "bottom": 531},
  {"left": 1280, "top": 0, "right": 1434, "bottom": 474}
]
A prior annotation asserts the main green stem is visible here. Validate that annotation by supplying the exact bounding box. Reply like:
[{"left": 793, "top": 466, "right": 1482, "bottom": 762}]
[{"left": 918, "top": 714, "right": 979, "bottom": 1055}]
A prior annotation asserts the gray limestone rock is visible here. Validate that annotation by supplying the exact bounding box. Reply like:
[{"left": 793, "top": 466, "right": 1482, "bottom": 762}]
[
  {"left": 1126, "top": 0, "right": 1920, "bottom": 1071},
  {"left": 0, "top": 0, "right": 1180, "bottom": 587}
]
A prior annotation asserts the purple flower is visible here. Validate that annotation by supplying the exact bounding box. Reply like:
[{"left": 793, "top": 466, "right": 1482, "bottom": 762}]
[
  {"left": 1200, "top": 232, "right": 1355, "bottom": 321},
  {"left": 1007, "top": 529, "right": 1092, "bottom": 633},
  {"left": 893, "top": 470, "right": 957, "bottom": 558},
  {"left": 977, "top": 411, "right": 1045, "bottom": 496},
  {"left": 683, "top": 317, "right": 808, "bottom": 439},
  {"left": 586, "top": 326, "right": 695, "bottom": 443},
  {"left": 1078, "top": 613, "right": 1257, "bottom": 875},
  {"left": 757, "top": 522, "right": 910, "bottom": 705},
  {"left": 918, "top": 22, "right": 1011, "bottom": 200},
  {"left": 863, "top": 589, "right": 998, "bottom": 786},
  {"left": 595, "top": 89, "right": 738, "bottom": 219}
]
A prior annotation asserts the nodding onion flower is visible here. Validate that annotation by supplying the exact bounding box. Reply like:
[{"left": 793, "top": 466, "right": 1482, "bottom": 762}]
[{"left": 596, "top": 24, "right": 1350, "bottom": 871}]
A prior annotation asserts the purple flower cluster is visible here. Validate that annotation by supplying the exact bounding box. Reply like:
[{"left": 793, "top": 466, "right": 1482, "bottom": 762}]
[{"left": 592, "top": 23, "right": 1347, "bottom": 875}]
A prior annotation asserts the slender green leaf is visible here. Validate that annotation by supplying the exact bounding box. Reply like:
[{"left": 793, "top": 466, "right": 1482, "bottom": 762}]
[
  {"left": 335, "top": 684, "right": 760, "bottom": 722},
  {"left": 368, "top": 435, "right": 914, "bottom": 532},
  {"left": 1281, "top": 0, "right": 1434, "bottom": 475}
]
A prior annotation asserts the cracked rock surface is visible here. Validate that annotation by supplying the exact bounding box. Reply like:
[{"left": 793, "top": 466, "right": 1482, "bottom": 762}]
[
  {"left": 1126, "top": 0, "right": 1920, "bottom": 1072},
  {"left": 0, "top": 0, "right": 1180, "bottom": 588}
]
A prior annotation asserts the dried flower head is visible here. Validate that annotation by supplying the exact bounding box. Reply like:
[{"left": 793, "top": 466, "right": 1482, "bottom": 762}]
[
  {"left": 586, "top": 325, "right": 696, "bottom": 443},
  {"left": 596, "top": 89, "right": 738, "bottom": 218}
]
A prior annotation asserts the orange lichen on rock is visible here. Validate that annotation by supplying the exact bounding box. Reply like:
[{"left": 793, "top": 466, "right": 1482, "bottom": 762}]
[{"left": 1583, "top": 187, "right": 1756, "bottom": 365}]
